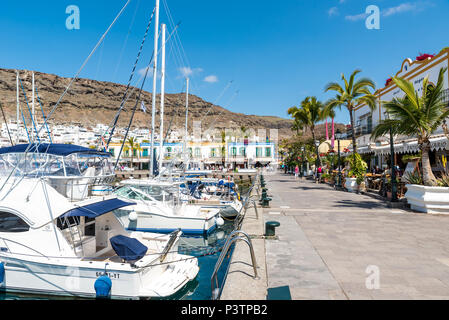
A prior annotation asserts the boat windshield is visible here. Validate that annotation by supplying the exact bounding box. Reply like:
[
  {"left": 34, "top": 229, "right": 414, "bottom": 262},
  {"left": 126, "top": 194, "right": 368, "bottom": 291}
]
[
  {"left": 0, "top": 152, "right": 114, "bottom": 178},
  {"left": 115, "top": 186, "right": 176, "bottom": 205}
]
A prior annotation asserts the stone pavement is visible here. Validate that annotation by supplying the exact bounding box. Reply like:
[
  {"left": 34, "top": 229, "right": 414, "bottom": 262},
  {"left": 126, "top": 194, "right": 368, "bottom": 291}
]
[{"left": 222, "top": 172, "right": 449, "bottom": 300}]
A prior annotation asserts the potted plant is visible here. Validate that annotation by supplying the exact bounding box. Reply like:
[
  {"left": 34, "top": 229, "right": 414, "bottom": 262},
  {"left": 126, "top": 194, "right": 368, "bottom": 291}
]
[
  {"left": 344, "top": 153, "right": 368, "bottom": 193},
  {"left": 371, "top": 67, "right": 449, "bottom": 214}
]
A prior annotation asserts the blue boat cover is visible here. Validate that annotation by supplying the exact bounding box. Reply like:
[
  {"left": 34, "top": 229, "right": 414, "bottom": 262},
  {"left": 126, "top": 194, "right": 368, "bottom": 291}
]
[
  {"left": 110, "top": 235, "right": 148, "bottom": 261},
  {"left": 0, "top": 143, "right": 111, "bottom": 157},
  {"left": 61, "top": 198, "right": 135, "bottom": 219}
]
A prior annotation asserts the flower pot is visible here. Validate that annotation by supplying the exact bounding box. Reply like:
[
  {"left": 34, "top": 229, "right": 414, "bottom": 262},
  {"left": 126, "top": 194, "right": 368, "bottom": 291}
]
[
  {"left": 344, "top": 177, "right": 359, "bottom": 193},
  {"left": 405, "top": 184, "right": 449, "bottom": 214}
]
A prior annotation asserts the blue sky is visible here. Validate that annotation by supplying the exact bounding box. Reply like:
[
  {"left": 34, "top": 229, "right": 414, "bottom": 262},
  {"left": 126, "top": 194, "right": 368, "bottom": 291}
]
[{"left": 0, "top": 0, "right": 448, "bottom": 125}]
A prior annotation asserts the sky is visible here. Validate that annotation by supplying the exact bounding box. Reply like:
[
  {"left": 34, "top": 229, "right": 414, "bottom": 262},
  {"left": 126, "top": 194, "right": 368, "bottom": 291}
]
[{"left": 0, "top": 0, "right": 448, "bottom": 126}]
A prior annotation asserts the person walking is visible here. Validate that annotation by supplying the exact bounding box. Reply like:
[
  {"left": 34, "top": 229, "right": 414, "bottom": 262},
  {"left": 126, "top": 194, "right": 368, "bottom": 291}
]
[{"left": 294, "top": 165, "right": 299, "bottom": 180}]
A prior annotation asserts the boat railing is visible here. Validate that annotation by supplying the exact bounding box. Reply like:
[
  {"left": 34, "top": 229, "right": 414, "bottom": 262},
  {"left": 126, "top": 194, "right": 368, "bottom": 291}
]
[
  {"left": 233, "top": 172, "right": 259, "bottom": 229},
  {"left": 0, "top": 236, "right": 51, "bottom": 260},
  {"left": 45, "top": 174, "right": 116, "bottom": 201},
  {"left": 211, "top": 230, "right": 258, "bottom": 300}
]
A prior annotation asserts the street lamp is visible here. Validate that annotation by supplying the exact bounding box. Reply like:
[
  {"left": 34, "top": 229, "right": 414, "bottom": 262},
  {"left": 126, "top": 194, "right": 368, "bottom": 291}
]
[
  {"left": 300, "top": 146, "right": 305, "bottom": 178},
  {"left": 384, "top": 112, "right": 398, "bottom": 202},
  {"left": 335, "top": 129, "right": 343, "bottom": 189},
  {"left": 314, "top": 140, "right": 321, "bottom": 182}
]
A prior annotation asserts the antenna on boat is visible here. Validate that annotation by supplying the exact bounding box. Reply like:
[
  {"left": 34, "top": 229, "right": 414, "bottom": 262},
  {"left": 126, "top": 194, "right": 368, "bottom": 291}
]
[
  {"left": 184, "top": 77, "right": 189, "bottom": 167},
  {"left": 32, "top": 72, "right": 35, "bottom": 140},
  {"left": 158, "top": 23, "right": 166, "bottom": 176},
  {"left": 16, "top": 71, "right": 19, "bottom": 144},
  {"left": 149, "top": 0, "right": 160, "bottom": 177}
]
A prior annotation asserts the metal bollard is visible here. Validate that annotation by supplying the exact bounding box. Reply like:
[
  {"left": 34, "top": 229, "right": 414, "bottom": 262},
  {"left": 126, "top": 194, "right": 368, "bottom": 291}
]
[{"left": 265, "top": 221, "right": 280, "bottom": 237}]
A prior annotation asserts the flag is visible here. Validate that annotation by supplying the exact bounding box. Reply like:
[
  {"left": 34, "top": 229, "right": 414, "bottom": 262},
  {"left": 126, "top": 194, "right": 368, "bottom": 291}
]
[
  {"left": 101, "top": 136, "right": 108, "bottom": 152},
  {"left": 141, "top": 101, "right": 147, "bottom": 113}
]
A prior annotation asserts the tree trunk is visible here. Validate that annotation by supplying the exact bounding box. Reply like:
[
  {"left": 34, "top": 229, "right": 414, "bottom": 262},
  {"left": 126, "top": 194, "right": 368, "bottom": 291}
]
[
  {"left": 311, "top": 129, "right": 321, "bottom": 167},
  {"left": 349, "top": 108, "right": 357, "bottom": 152},
  {"left": 421, "top": 142, "right": 437, "bottom": 186}
]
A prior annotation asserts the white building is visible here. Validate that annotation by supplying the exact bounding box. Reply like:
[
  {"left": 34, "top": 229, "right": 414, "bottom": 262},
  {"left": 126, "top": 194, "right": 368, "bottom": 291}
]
[{"left": 352, "top": 47, "right": 449, "bottom": 169}]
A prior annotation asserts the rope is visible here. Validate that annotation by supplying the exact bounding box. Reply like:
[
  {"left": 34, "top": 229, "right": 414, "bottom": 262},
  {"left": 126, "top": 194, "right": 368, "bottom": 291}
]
[
  {"left": 0, "top": 102, "right": 13, "bottom": 145},
  {"left": 34, "top": 86, "right": 52, "bottom": 143},
  {"left": 0, "top": 0, "right": 131, "bottom": 194},
  {"left": 105, "top": 6, "right": 156, "bottom": 149}
]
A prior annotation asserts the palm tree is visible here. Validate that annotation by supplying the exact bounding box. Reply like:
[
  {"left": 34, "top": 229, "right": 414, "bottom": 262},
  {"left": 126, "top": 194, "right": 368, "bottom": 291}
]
[
  {"left": 371, "top": 67, "right": 449, "bottom": 186},
  {"left": 123, "top": 137, "right": 141, "bottom": 169},
  {"left": 324, "top": 69, "right": 377, "bottom": 152},
  {"left": 288, "top": 96, "right": 325, "bottom": 167}
]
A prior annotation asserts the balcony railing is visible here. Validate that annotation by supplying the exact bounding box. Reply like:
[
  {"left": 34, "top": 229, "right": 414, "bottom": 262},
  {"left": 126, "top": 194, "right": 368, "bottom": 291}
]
[
  {"left": 442, "top": 88, "right": 449, "bottom": 106},
  {"left": 353, "top": 125, "right": 373, "bottom": 138}
]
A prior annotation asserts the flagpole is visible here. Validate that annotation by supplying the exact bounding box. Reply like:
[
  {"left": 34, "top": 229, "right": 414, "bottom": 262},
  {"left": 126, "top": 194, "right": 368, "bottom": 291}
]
[{"left": 149, "top": 0, "right": 160, "bottom": 177}]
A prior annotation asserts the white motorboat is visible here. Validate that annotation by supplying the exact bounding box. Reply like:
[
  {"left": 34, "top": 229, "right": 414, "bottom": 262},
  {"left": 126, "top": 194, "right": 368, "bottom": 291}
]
[
  {"left": 113, "top": 183, "right": 223, "bottom": 235},
  {"left": 0, "top": 144, "right": 199, "bottom": 299}
]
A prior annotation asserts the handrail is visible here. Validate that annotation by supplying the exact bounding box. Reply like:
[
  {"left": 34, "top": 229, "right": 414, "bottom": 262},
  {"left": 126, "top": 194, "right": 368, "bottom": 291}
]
[
  {"left": 211, "top": 230, "right": 258, "bottom": 300},
  {"left": 0, "top": 236, "right": 50, "bottom": 260}
]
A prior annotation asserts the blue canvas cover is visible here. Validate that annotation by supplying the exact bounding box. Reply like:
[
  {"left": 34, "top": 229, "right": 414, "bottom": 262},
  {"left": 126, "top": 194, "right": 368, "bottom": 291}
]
[
  {"left": 110, "top": 235, "right": 148, "bottom": 261},
  {"left": 61, "top": 198, "right": 135, "bottom": 219},
  {"left": 0, "top": 143, "right": 111, "bottom": 157}
]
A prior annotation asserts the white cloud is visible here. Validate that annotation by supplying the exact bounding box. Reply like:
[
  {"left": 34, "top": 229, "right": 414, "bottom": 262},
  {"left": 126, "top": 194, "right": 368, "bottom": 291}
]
[
  {"left": 345, "top": 1, "right": 434, "bottom": 21},
  {"left": 178, "top": 66, "right": 203, "bottom": 78},
  {"left": 382, "top": 2, "right": 417, "bottom": 17},
  {"left": 138, "top": 66, "right": 151, "bottom": 77},
  {"left": 345, "top": 12, "right": 368, "bottom": 21},
  {"left": 328, "top": 7, "right": 339, "bottom": 16},
  {"left": 204, "top": 75, "right": 219, "bottom": 83}
]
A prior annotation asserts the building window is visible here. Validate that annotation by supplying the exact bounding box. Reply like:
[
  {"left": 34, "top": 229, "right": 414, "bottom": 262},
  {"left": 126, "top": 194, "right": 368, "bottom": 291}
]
[
  {"left": 188, "top": 148, "right": 193, "bottom": 156},
  {"left": 239, "top": 147, "right": 246, "bottom": 156},
  {"left": 256, "top": 147, "right": 262, "bottom": 157},
  {"left": 231, "top": 147, "right": 237, "bottom": 156},
  {"left": 265, "top": 147, "right": 271, "bottom": 157},
  {"left": 0, "top": 212, "right": 29, "bottom": 233},
  {"left": 142, "top": 148, "right": 148, "bottom": 157},
  {"left": 110, "top": 149, "right": 115, "bottom": 156},
  {"left": 195, "top": 148, "right": 201, "bottom": 157},
  {"left": 211, "top": 148, "right": 216, "bottom": 157}
]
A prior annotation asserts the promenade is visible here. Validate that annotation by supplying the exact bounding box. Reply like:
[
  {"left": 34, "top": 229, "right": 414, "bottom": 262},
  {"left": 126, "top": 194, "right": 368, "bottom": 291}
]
[{"left": 221, "top": 173, "right": 449, "bottom": 300}]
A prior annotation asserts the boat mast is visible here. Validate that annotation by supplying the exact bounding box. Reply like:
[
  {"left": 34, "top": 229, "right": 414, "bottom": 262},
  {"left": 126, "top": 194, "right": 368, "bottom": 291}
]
[
  {"left": 16, "top": 71, "right": 19, "bottom": 144},
  {"left": 32, "top": 71, "right": 36, "bottom": 141},
  {"left": 184, "top": 77, "right": 189, "bottom": 165},
  {"left": 149, "top": 0, "right": 160, "bottom": 177},
  {"left": 158, "top": 23, "right": 166, "bottom": 176}
]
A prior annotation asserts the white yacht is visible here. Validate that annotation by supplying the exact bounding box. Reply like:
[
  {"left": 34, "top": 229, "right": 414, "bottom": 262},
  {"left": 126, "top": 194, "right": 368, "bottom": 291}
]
[
  {"left": 0, "top": 144, "right": 199, "bottom": 299},
  {"left": 113, "top": 180, "right": 223, "bottom": 235}
]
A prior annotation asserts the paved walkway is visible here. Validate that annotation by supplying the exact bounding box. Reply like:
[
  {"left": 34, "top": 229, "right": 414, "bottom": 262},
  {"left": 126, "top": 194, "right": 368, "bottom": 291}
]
[{"left": 222, "top": 172, "right": 449, "bottom": 300}]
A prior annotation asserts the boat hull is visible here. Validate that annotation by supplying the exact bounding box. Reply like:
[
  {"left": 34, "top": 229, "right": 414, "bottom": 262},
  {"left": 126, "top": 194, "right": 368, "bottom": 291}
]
[{"left": 0, "top": 253, "right": 198, "bottom": 299}]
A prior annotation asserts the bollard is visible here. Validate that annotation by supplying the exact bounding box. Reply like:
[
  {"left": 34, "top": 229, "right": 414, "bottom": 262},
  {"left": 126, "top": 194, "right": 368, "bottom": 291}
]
[{"left": 265, "top": 221, "right": 280, "bottom": 237}]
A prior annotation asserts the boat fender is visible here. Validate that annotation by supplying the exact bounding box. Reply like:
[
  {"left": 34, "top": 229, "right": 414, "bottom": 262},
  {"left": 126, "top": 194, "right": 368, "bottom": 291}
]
[
  {"left": 0, "top": 262, "right": 4, "bottom": 284},
  {"left": 94, "top": 275, "right": 112, "bottom": 299},
  {"left": 128, "top": 211, "right": 138, "bottom": 222},
  {"left": 216, "top": 217, "right": 224, "bottom": 227}
]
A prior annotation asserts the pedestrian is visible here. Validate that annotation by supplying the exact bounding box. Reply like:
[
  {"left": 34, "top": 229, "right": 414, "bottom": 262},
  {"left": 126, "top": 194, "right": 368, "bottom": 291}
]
[
  {"left": 317, "top": 165, "right": 323, "bottom": 183},
  {"left": 294, "top": 165, "right": 299, "bottom": 180}
]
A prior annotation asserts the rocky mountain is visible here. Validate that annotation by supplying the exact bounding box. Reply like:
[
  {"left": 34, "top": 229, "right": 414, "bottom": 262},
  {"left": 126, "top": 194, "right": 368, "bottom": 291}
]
[{"left": 0, "top": 68, "right": 295, "bottom": 139}]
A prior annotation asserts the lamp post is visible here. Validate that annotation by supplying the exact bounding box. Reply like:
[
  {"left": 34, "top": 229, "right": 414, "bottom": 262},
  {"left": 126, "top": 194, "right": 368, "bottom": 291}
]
[
  {"left": 300, "top": 146, "right": 305, "bottom": 178},
  {"left": 314, "top": 140, "right": 320, "bottom": 182},
  {"left": 385, "top": 112, "right": 398, "bottom": 202},
  {"left": 335, "top": 129, "right": 343, "bottom": 189}
]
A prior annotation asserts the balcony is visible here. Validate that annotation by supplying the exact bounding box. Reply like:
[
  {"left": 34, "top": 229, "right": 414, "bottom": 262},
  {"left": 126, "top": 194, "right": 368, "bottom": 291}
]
[
  {"left": 442, "top": 88, "right": 449, "bottom": 106},
  {"left": 353, "top": 125, "right": 373, "bottom": 138}
]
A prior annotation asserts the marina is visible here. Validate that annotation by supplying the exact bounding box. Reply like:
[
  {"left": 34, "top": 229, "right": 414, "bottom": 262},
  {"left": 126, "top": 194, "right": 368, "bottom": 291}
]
[{"left": 1, "top": 0, "right": 449, "bottom": 309}]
